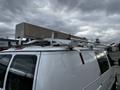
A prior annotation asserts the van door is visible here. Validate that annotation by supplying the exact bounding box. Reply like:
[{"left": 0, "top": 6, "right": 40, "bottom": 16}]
[
  {"left": 80, "top": 51, "right": 102, "bottom": 90},
  {"left": 95, "top": 51, "right": 112, "bottom": 90},
  {"left": 0, "top": 54, "right": 12, "bottom": 90},
  {"left": 4, "top": 52, "right": 40, "bottom": 90}
]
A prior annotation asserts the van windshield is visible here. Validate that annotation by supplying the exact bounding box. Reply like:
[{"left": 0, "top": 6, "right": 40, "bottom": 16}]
[{"left": 0, "top": 55, "right": 12, "bottom": 88}]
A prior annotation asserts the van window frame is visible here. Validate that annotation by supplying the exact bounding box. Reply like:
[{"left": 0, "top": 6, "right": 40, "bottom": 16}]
[
  {"left": 95, "top": 51, "right": 110, "bottom": 74},
  {"left": 0, "top": 54, "right": 12, "bottom": 89},
  {"left": 3, "top": 52, "right": 40, "bottom": 90},
  {"left": 79, "top": 53, "right": 85, "bottom": 64},
  {"left": 106, "top": 53, "right": 113, "bottom": 67}
]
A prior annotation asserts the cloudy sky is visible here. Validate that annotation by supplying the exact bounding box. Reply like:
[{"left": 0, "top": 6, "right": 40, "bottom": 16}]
[{"left": 0, "top": 0, "right": 120, "bottom": 43}]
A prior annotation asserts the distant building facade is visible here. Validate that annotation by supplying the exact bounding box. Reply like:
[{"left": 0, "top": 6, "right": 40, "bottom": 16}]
[{"left": 0, "top": 38, "right": 18, "bottom": 51}]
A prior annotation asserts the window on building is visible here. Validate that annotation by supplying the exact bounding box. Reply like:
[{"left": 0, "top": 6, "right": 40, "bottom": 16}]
[
  {"left": 6, "top": 55, "right": 37, "bottom": 90},
  {"left": 95, "top": 51, "right": 109, "bottom": 74},
  {"left": 0, "top": 55, "right": 12, "bottom": 88}
]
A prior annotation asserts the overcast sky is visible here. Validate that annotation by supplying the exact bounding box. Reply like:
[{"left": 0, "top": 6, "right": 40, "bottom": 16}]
[{"left": 0, "top": 0, "right": 120, "bottom": 43}]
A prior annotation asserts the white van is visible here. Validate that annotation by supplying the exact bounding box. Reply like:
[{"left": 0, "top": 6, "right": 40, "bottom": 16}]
[{"left": 0, "top": 44, "right": 116, "bottom": 90}]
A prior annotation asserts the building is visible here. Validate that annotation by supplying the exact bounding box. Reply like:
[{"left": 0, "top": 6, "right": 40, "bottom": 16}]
[{"left": 0, "top": 38, "right": 18, "bottom": 51}]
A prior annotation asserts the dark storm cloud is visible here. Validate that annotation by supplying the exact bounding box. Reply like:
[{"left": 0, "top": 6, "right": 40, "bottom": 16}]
[
  {"left": 50, "top": 0, "right": 120, "bottom": 14},
  {"left": 0, "top": 0, "right": 120, "bottom": 43},
  {"left": 50, "top": 0, "right": 80, "bottom": 11},
  {"left": 0, "top": 0, "right": 79, "bottom": 38},
  {"left": 48, "top": 0, "right": 120, "bottom": 43},
  {"left": 0, "top": 0, "right": 30, "bottom": 26},
  {"left": 0, "top": 0, "right": 33, "bottom": 38},
  {"left": 50, "top": 0, "right": 105, "bottom": 13},
  {"left": 78, "top": 0, "right": 106, "bottom": 13},
  {"left": 0, "top": 0, "right": 29, "bottom": 13},
  {"left": 26, "top": 15, "right": 80, "bottom": 34},
  {"left": 0, "top": 26, "right": 14, "bottom": 38},
  {"left": 107, "top": 0, "right": 120, "bottom": 15}
]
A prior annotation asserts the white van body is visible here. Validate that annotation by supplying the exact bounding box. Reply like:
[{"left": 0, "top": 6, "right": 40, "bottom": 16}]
[{"left": 0, "top": 46, "right": 115, "bottom": 90}]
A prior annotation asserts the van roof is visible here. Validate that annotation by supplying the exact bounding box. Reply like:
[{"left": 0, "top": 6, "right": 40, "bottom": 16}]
[{"left": 1, "top": 46, "right": 92, "bottom": 52}]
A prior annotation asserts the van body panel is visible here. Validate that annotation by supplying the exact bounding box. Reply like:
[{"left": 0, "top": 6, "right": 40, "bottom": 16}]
[
  {"left": 35, "top": 51, "right": 102, "bottom": 90},
  {"left": 83, "top": 67, "right": 115, "bottom": 90}
]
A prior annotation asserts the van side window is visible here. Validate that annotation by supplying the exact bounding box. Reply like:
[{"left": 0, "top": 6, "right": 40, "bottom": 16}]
[
  {"left": 95, "top": 51, "right": 109, "bottom": 74},
  {"left": 0, "top": 55, "right": 12, "bottom": 88},
  {"left": 6, "top": 55, "right": 37, "bottom": 90}
]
